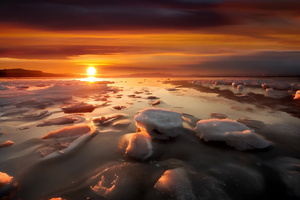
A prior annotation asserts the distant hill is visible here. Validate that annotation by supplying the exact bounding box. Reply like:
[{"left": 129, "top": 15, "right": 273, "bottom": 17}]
[{"left": 0, "top": 68, "right": 74, "bottom": 77}]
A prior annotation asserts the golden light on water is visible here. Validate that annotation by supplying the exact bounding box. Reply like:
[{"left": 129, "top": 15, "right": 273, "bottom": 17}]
[{"left": 87, "top": 66, "right": 96, "bottom": 76}]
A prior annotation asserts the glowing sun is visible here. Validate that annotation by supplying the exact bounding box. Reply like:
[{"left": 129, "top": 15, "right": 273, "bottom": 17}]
[{"left": 87, "top": 66, "right": 96, "bottom": 76}]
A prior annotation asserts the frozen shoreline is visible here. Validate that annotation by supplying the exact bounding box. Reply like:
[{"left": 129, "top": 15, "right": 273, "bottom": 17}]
[{"left": 0, "top": 77, "right": 299, "bottom": 200}]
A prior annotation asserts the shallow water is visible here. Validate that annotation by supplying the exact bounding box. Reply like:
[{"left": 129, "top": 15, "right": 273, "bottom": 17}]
[{"left": 0, "top": 77, "right": 299, "bottom": 200}]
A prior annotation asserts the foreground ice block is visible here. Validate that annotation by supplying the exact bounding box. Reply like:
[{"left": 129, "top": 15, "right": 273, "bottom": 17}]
[
  {"left": 134, "top": 108, "right": 184, "bottom": 140},
  {"left": 119, "top": 132, "right": 153, "bottom": 160},
  {"left": 196, "top": 119, "right": 269, "bottom": 150},
  {"left": 155, "top": 168, "right": 196, "bottom": 200}
]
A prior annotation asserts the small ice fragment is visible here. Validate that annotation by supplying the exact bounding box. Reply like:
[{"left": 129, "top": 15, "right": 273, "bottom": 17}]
[
  {"left": 37, "top": 115, "right": 79, "bottom": 127},
  {"left": 62, "top": 102, "right": 95, "bottom": 113},
  {"left": 237, "top": 85, "right": 244, "bottom": 90},
  {"left": 0, "top": 140, "right": 14, "bottom": 148},
  {"left": 42, "top": 124, "right": 91, "bottom": 139},
  {"left": 147, "top": 96, "right": 159, "bottom": 99},
  {"left": 0, "top": 172, "right": 13, "bottom": 188},
  {"left": 166, "top": 88, "right": 177, "bottom": 91},
  {"left": 294, "top": 90, "right": 300, "bottom": 100},
  {"left": 113, "top": 105, "right": 126, "bottom": 110},
  {"left": 93, "top": 114, "right": 124, "bottom": 125},
  {"left": 196, "top": 119, "right": 270, "bottom": 150},
  {"left": 119, "top": 132, "right": 153, "bottom": 160},
  {"left": 210, "top": 113, "right": 227, "bottom": 119},
  {"left": 155, "top": 168, "right": 196, "bottom": 200},
  {"left": 134, "top": 108, "right": 184, "bottom": 140},
  {"left": 150, "top": 100, "right": 160, "bottom": 106}
]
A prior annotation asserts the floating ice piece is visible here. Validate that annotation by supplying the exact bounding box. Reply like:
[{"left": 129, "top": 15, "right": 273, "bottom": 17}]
[
  {"left": 147, "top": 96, "right": 159, "bottom": 99},
  {"left": 0, "top": 140, "right": 14, "bottom": 148},
  {"left": 237, "top": 118, "right": 265, "bottom": 129},
  {"left": 265, "top": 88, "right": 289, "bottom": 98},
  {"left": 0, "top": 172, "right": 13, "bottom": 188},
  {"left": 210, "top": 113, "right": 227, "bottom": 119},
  {"left": 134, "top": 108, "right": 184, "bottom": 140},
  {"left": 119, "top": 132, "right": 153, "bottom": 160},
  {"left": 37, "top": 115, "right": 84, "bottom": 127},
  {"left": 237, "top": 85, "right": 244, "bottom": 90},
  {"left": 42, "top": 124, "right": 91, "bottom": 139},
  {"left": 62, "top": 102, "right": 95, "bottom": 113},
  {"left": 150, "top": 100, "right": 160, "bottom": 106},
  {"left": 111, "top": 119, "right": 131, "bottom": 128},
  {"left": 155, "top": 168, "right": 196, "bottom": 200},
  {"left": 267, "top": 157, "right": 300, "bottom": 198},
  {"left": 294, "top": 90, "right": 300, "bottom": 100},
  {"left": 40, "top": 124, "right": 98, "bottom": 159},
  {"left": 19, "top": 110, "right": 51, "bottom": 121},
  {"left": 196, "top": 119, "right": 270, "bottom": 150},
  {"left": 93, "top": 114, "right": 124, "bottom": 125},
  {"left": 113, "top": 105, "right": 126, "bottom": 110}
]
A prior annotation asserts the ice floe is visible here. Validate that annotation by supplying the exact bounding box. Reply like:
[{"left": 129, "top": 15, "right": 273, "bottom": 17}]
[
  {"left": 92, "top": 114, "right": 124, "bottom": 125},
  {"left": 196, "top": 119, "right": 270, "bottom": 150},
  {"left": 155, "top": 168, "right": 196, "bottom": 200},
  {"left": 0, "top": 172, "right": 13, "bottom": 188},
  {"left": 119, "top": 132, "right": 153, "bottom": 160},
  {"left": 0, "top": 140, "right": 14, "bottom": 148},
  {"left": 150, "top": 100, "right": 161, "bottom": 106},
  {"left": 39, "top": 124, "right": 98, "bottom": 158},
  {"left": 62, "top": 102, "right": 96, "bottom": 113},
  {"left": 37, "top": 115, "right": 84, "bottom": 127},
  {"left": 135, "top": 108, "right": 184, "bottom": 140}
]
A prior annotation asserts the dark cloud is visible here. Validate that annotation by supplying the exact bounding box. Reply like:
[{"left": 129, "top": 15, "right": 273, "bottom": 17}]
[
  {"left": 182, "top": 51, "right": 300, "bottom": 76},
  {"left": 0, "top": 45, "right": 142, "bottom": 59}
]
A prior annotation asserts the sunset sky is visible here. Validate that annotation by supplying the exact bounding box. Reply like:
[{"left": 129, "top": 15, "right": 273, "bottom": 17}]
[{"left": 1, "top": 0, "right": 300, "bottom": 76}]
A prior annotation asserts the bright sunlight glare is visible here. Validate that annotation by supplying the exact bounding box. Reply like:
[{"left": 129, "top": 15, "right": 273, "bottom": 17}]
[{"left": 87, "top": 66, "right": 96, "bottom": 76}]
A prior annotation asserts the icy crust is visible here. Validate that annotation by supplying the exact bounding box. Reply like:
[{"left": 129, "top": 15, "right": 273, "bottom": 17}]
[
  {"left": 134, "top": 108, "right": 184, "bottom": 140},
  {"left": 154, "top": 168, "right": 196, "bottom": 200},
  {"left": 42, "top": 124, "right": 91, "bottom": 139},
  {"left": 196, "top": 119, "right": 270, "bottom": 150},
  {"left": 0, "top": 172, "right": 13, "bottom": 188},
  {"left": 119, "top": 132, "right": 153, "bottom": 160}
]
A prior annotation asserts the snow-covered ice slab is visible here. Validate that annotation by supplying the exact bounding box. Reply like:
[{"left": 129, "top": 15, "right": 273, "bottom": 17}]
[
  {"left": 134, "top": 108, "right": 184, "bottom": 140},
  {"left": 62, "top": 102, "right": 96, "bottom": 113},
  {"left": 196, "top": 119, "right": 270, "bottom": 150},
  {"left": 119, "top": 132, "right": 152, "bottom": 160},
  {"left": 155, "top": 168, "right": 196, "bottom": 200}
]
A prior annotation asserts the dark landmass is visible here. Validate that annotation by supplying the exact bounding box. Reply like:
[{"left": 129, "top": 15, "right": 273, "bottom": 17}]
[{"left": 0, "top": 68, "right": 77, "bottom": 78}]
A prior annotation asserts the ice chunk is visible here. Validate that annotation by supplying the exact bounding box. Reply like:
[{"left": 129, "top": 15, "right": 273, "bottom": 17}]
[
  {"left": 134, "top": 108, "right": 184, "bottom": 140},
  {"left": 113, "top": 105, "right": 126, "bottom": 110},
  {"left": 92, "top": 114, "right": 124, "bottom": 125},
  {"left": 196, "top": 119, "right": 270, "bottom": 150},
  {"left": 237, "top": 85, "right": 244, "bottom": 90},
  {"left": 119, "top": 132, "right": 152, "bottom": 160},
  {"left": 19, "top": 110, "right": 51, "bottom": 121},
  {"left": 150, "top": 100, "right": 160, "bottom": 106},
  {"left": 62, "top": 102, "right": 95, "bottom": 113},
  {"left": 0, "top": 172, "right": 13, "bottom": 188},
  {"left": 210, "top": 113, "right": 227, "bottom": 119},
  {"left": 155, "top": 168, "right": 196, "bottom": 200},
  {"left": 42, "top": 124, "right": 91, "bottom": 139},
  {"left": 294, "top": 90, "right": 300, "bottom": 100},
  {"left": 0, "top": 140, "right": 14, "bottom": 148},
  {"left": 37, "top": 115, "right": 83, "bottom": 127}
]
